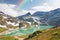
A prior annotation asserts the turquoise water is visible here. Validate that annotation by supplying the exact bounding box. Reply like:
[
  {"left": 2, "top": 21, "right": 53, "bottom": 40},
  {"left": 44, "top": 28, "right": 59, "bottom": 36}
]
[{"left": 5, "top": 25, "right": 54, "bottom": 36}]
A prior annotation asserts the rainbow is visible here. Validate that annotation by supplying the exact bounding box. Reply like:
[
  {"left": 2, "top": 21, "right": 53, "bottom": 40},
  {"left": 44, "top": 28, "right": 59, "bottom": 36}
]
[{"left": 16, "top": 0, "right": 29, "bottom": 11}]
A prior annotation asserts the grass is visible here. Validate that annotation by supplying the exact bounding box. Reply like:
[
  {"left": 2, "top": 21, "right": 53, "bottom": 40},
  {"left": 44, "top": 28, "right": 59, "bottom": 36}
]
[
  {"left": 0, "top": 27, "right": 7, "bottom": 33},
  {"left": 0, "top": 35, "right": 28, "bottom": 40},
  {"left": 24, "top": 26, "right": 60, "bottom": 40},
  {"left": 0, "top": 36, "right": 18, "bottom": 40}
]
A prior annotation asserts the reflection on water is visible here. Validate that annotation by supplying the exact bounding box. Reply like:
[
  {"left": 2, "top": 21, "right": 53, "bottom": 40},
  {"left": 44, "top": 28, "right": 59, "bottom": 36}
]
[{"left": 5, "top": 25, "right": 54, "bottom": 36}]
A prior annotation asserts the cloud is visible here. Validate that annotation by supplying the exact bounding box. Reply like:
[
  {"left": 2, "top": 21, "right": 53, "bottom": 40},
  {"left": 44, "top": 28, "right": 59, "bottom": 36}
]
[
  {"left": 18, "top": 0, "right": 60, "bottom": 16},
  {"left": 18, "top": 10, "right": 29, "bottom": 16},
  {"left": 30, "top": 1, "right": 60, "bottom": 12},
  {"left": 0, "top": 4, "right": 18, "bottom": 17},
  {"left": 18, "top": 9, "right": 37, "bottom": 16},
  {"left": 32, "top": 6, "right": 51, "bottom": 11},
  {"left": 31, "top": 0, "right": 60, "bottom": 12},
  {"left": 48, "top": 0, "right": 60, "bottom": 8},
  {"left": 18, "top": 3, "right": 53, "bottom": 15},
  {"left": 32, "top": 2, "right": 56, "bottom": 11},
  {"left": 7, "top": 4, "right": 16, "bottom": 9}
]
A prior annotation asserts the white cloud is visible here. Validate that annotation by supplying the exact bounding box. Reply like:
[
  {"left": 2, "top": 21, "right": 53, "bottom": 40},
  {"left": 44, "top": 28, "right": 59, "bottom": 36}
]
[
  {"left": 48, "top": 0, "right": 60, "bottom": 8},
  {"left": 32, "top": 6, "right": 51, "bottom": 11},
  {"left": 0, "top": 4, "right": 18, "bottom": 17},
  {"left": 18, "top": 0, "right": 60, "bottom": 16},
  {"left": 18, "top": 9, "right": 36, "bottom": 16},
  {"left": 18, "top": 10, "right": 29, "bottom": 16},
  {"left": 32, "top": 3, "right": 55, "bottom": 11},
  {"left": 43, "top": 3, "right": 48, "bottom": 6},
  {"left": 30, "top": 0, "right": 60, "bottom": 12},
  {"left": 18, "top": 3, "right": 53, "bottom": 15},
  {"left": 7, "top": 4, "right": 16, "bottom": 9},
  {"left": 0, "top": 0, "right": 60, "bottom": 17}
]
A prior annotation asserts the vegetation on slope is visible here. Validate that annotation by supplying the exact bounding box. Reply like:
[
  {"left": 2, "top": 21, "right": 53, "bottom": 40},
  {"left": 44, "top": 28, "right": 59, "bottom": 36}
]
[
  {"left": 0, "top": 36, "right": 18, "bottom": 40},
  {"left": 0, "top": 27, "right": 7, "bottom": 33},
  {"left": 24, "top": 26, "right": 60, "bottom": 40}
]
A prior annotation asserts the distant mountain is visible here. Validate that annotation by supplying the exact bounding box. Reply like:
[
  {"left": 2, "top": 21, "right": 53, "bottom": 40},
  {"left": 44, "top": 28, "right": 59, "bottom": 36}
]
[
  {"left": 17, "top": 8, "right": 60, "bottom": 26},
  {"left": 0, "top": 11, "right": 20, "bottom": 30},
  {"left": 32, "top": 8, "right": 60, "bottom": 26},
  {"left": 0, "top": 11, "right": 36, "bottom": 34},
  {"left": 17, "top": 12, "right": 41, "bottom": 24},
  {"left": 17, "top": 12, "right": 31, "bottom": 20},
  {"left": 47, "top": 8, "right": 60, "bottom": 26},
  {"left": 32, "top": 11, "right": 48, "bottom": 17}
]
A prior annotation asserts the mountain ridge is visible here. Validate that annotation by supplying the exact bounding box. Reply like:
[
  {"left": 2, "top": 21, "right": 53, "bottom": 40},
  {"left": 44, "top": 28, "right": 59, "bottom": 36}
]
[{"left": 17, "top": 8, "right": 60, "bottom": 26}]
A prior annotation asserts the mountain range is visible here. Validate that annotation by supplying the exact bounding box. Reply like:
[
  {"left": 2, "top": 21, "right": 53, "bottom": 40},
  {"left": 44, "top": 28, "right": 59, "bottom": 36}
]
[
  {"left": 0, "top": 8, "right": 60, "bottom": 34},
  {"left": 0, "top": 8, "right": 60, "bottom": 40},
  {"left": 17, "top": 8, "right": 60, "bottom": 26},
  {"left": 0, "top": 11, "right": 21, "bottom": 33}
]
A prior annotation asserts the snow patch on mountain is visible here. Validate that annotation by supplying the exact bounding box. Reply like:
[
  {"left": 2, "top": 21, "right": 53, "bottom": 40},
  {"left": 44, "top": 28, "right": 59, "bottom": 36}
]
[{"left": 0, "top": 25, "right": 7, "bottom": 28}]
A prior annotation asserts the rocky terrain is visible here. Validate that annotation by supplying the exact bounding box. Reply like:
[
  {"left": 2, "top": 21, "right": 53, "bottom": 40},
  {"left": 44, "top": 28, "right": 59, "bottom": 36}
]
[{"left": 0, "top": 11, "right": 20, "bottom": 32}]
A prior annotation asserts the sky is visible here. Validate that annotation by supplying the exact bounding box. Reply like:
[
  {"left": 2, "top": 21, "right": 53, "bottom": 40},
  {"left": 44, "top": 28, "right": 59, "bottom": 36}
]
[{"left": 0, "top": 0, "right": 60, "bottom": 17}]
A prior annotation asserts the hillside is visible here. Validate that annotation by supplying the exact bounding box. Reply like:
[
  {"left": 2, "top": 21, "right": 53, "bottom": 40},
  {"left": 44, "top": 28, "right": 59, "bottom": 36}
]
[
  {"left": 0, "top": 11, "right": 19, "bottom": 31},
  {"left": 0, "top": 26, "right": 60, "bottom": 40},
  {"left": 24, "top": 26, "right": 60, "bottom": 40},
  {"left": 0, "top": 8, "right": 60, "bottom": 40}
]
